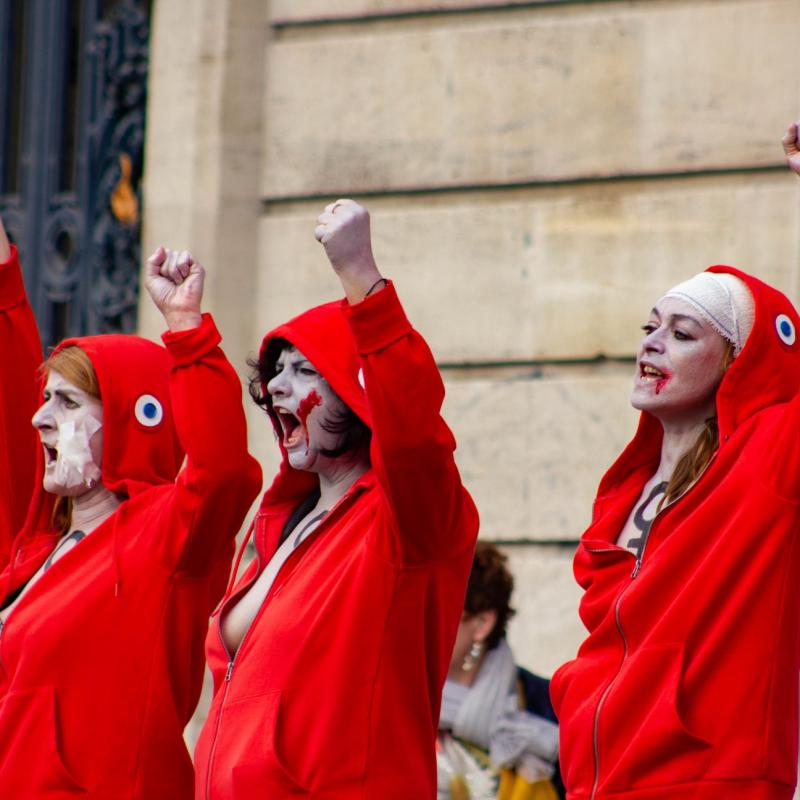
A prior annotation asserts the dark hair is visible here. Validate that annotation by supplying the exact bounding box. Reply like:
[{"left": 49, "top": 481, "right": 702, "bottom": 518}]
[
  {"left": 247, "top": 337, "right": 370, "bottom": 458},
  {"left": 464, "top": 541, "right": 516, "bottom": 651}
]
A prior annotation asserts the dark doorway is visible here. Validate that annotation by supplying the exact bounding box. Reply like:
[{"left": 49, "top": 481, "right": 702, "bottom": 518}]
[{"left": 0, "top": 0, "right": 150, "bottom": 348}]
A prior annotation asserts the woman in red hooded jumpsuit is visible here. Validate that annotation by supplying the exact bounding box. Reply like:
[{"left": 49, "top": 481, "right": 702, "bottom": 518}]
[
  {"left": 0, "top": 222, "right": 261, "bottom": 799},
  {"left": 194, "top": 200, "right": 479, "bottom": 799},
  {"left": 550, "top": 123, "right": 800, "bottom": 800}
]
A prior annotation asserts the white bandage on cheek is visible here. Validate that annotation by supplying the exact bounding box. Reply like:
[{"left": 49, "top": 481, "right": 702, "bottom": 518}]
[{"left": 54, "top": 416, "right": 103, "bottom": 489}]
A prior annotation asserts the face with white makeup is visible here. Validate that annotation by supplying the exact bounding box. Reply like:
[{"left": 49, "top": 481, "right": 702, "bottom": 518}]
[
  {"left": 32, "top": 358, "right": 104, "bottom": 498},
  {"left": 630, "top": 296, "right": 732, "bottom": 426},
  {"left": 266, "top": 344, "right": 364, "bottom": 475}
]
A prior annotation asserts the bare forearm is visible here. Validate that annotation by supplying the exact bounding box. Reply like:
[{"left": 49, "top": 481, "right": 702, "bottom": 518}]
[
  {"left": 0, "top": 216, "right": 10, "bottom": 263},
  {"left": 314, "top": 199, "right": 387, "bottom": 304}
]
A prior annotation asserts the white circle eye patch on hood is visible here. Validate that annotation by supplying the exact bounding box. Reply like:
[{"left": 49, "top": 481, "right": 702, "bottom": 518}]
[
  {"left": 775, "top": 314, "right": 796, "bottom": 347},
  {"left": 134, "top": 394, "right": 164, "bottom": 428}
]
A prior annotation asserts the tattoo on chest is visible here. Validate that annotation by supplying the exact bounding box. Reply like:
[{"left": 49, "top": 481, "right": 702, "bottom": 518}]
[
  {"left": 626, "top": 482, "right": 667, "bottom": 558},
  {"left": 43, "top": 529, "right": 86, "bottom": 572}
]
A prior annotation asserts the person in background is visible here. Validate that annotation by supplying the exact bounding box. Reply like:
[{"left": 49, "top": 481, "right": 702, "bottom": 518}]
[{"left": 438, "top": 541, "right": 564, "bottom": 800}]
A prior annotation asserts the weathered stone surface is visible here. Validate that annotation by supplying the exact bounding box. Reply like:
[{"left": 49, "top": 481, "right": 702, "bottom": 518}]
[
  {"left": 257, "top": 174, "right": 800, "bottom": 363},
  {"left": 443, "top": 367, "right": 637, "bottom": 541},
  {"left": 500, "top": 543, "right": 585, "bottom": 678},
  {"left": 140, "top": 0, "right": 265, "bottom": 376},
  {"left": 241, "top": 363, "right": 636, "bottom": 542},
  {"left": 271, "top": 0, "right": 557, "bottom": 23},
  {"left": 263, "top": 0, "right": 796, "bottom": 196}
]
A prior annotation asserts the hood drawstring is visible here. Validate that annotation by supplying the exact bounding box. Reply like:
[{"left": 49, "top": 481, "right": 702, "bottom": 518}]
[
  {"left": 0, "top": 528, "right": 27, "bottom": 606},
  {"left": 113, "top": 519, "right": 122, "bottom": 598}
]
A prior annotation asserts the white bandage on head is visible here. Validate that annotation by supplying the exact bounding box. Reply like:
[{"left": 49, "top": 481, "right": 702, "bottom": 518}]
[
  {"left": 662, "top": 272, "right": 755, "bottom": 356},
  {"left": 55, "top": 416, "right": 103, "bottom": 490}
]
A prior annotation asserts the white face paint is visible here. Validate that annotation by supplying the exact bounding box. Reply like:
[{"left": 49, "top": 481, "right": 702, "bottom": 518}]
[
  {"left": 266, "top": 345, "right": 350, "bottom": 474},
  {"left": 31, "top": 370, "right": 103, "bottom": 497},
  {"left": 630, "top": 297, "right": 729, "bottom": 425}
]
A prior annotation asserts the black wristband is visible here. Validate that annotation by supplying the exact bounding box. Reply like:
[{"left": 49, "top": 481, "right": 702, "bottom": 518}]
[{"left": 364, "top": 278, "right": 388, "bottom": 298}]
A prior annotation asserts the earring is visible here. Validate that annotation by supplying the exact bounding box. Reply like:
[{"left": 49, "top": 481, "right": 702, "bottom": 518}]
[{"left": 462, "top": 640, "right": 483, "bottom": 672}]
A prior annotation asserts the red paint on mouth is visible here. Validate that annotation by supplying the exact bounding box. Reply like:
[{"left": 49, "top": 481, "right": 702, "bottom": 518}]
[
  {"left": 297, "top": 390, "right": 322, "bottom": 425},
  {"left": 297, "top": 390, "right": 322, "bottom": 447},
  {"left": 655, "top": 377, "right": 669, "bottom": 395}
]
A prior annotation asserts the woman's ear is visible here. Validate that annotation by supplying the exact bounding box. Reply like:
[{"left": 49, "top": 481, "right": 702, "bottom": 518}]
[{"left": 473, "top": 608, "right": 498, "bottom": 644}]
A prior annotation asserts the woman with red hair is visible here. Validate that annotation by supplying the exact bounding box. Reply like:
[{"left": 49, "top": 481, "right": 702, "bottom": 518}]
[
  {"left": 0, "top": 219, "right": 261, "bottom": 798},
  {"left": 551, "top": 123, "right": 800, "bottom": 799}
]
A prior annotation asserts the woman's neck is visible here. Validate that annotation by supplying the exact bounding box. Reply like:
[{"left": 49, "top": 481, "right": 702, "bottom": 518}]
[
  {"left": 69, "top": 484, "right": 121, "bottom": 535},
  {"left": 448, "top": 655, "right": 487, "bottom": 688},
  {"left": 316, "top": 450, "right": 370, "bottom": 509},
  {"left": 657, "top": 415, "right": 710, "bottom": 482}
]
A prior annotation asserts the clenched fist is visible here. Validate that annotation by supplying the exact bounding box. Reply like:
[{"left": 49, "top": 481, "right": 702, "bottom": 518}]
[
  {"left": 782, "top": 121, "right": 800, "bottom": 177},
  {"left": 314, "top": 199, "right": 385, "bottom": 305},
  {"left": 144, "top": 246, "right": 205, "bottom": 331}
]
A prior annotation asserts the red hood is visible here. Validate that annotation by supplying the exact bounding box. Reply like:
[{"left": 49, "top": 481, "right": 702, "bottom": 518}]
[
  {"left": 597, "top": 264, "right": 800, "bottom": 496},
  {"left": 257, "top": 298, "right": 371, "bottom": 506},
  {"left": 20, "top": 334, "right": 183, "bottom": 538}
]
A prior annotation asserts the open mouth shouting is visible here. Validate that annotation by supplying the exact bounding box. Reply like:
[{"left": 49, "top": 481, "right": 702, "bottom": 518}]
[
  {"left": 639, "top": 362, "right": 670, "bottom": 394},
  {"left": 640, "top": 363, "right": 664, "bottom": 381},
  {"left": 275, "top": 407, "right": 304, "bottom": 448},
  {"left": 43, "top": 443, "right": 59, "bottom": 467},
  {"left": 274, "top": 391, "right": 323, "bottom": 450}
]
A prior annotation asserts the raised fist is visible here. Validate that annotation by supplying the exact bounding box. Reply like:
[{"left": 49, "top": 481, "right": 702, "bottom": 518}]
[
  {"left": 144, "top": 246, "right": 205, "bottom": 331},
  {"left": 782, "top": 121, "right": 800, "bottom": 177},
  {"left": 314, "top": 199, "right": 384, "bottom": 303}
]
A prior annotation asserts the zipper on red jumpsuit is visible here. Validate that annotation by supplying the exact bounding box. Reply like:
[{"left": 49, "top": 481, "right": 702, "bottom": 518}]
[
  {"left": 204, "top": 520, "right": 317, "bottom": 799},
  {"left": 589, "top": 573, "right": 632, "bottom": 800},
  {"left": 204, "top": 523, "right": 266, "bottom": 800},
  {"left": 587, "top": 454, "right": 716, "bottom": 800},
  {"left": 589, "top": 504, "right": 665, "bottom": 800},
  {"left": 203, "top": 488, "right": 359, "bottom": 799}
]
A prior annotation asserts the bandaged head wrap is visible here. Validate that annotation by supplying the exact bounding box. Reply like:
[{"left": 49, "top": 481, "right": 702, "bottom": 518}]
[{"left": 662, "top": 272, "right": 755, "bottom": 356}]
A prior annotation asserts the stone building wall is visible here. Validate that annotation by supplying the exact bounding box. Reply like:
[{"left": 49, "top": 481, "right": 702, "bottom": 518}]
[{"left": 140, "top": 0, "right": 800, "bottom": 745}]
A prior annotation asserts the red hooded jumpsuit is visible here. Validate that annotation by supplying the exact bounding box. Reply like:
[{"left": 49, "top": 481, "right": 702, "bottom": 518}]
[
  {"left": 194, "top": 283, "right": 479, "bottom": 799},
  {"left": 0, "top": 247, "right": 41, "bottom": 566},
  {"left": 0, "top": 249, "right": 262, "bottom": 798},
  {"left": 551, "top": 266, "right": 800, "bottom": 800}
]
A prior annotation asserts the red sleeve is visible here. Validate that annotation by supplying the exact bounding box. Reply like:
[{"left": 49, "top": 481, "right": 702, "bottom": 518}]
[
  {"left": 155, "top": 313, "right": 262, "bottom": 574},
  {"left": 761, "top": 389, "right": 800, "bottom": 502},
  {"left": 0, "top": 246, "right": 42, "bottom": 567},
  {"left": 343, "top": 282, "right": 478, "bottom": 564}
]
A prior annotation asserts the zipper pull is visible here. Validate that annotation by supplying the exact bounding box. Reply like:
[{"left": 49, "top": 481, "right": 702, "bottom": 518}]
[
  {"left": 631, "top": 558, "right": 642, "bottom": 579},
  {"left": 224, "top": 660, "right": 234, "bottom": 682}
]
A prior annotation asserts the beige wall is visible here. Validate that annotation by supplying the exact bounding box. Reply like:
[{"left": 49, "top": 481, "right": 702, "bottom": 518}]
[
  {"left": 142, "top": 0, "right": 266, "bottom": 376},
  {"left": 143, "top": 0, "right": 800, "bottom": 744}
]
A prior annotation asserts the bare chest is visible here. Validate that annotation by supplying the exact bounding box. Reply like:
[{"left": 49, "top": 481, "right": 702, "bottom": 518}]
[
  {"left": 0, "top": 530, "right": 86, "bottom": 624},
  {"left": 220, "top": 508, "right": 328, "bottom": 656},
  {"left": 616, "top": 479, "right": 667, "bottom": 556}
]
